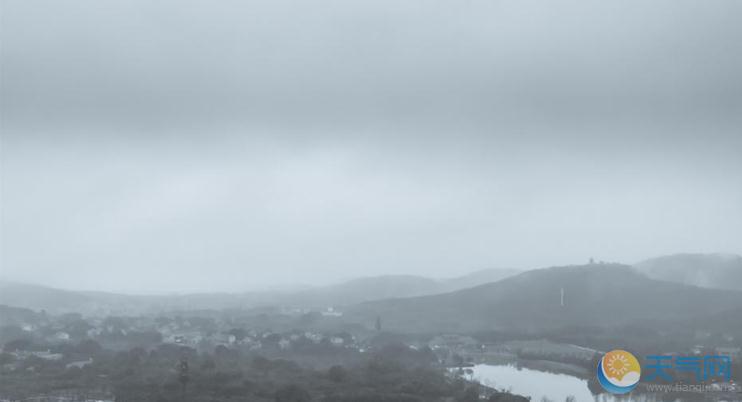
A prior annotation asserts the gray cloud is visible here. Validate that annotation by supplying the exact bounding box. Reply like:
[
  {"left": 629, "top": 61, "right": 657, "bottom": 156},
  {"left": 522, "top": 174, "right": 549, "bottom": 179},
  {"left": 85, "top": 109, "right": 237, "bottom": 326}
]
[{"left": 1, "top": 0, "right": 741, "bottom": 293}]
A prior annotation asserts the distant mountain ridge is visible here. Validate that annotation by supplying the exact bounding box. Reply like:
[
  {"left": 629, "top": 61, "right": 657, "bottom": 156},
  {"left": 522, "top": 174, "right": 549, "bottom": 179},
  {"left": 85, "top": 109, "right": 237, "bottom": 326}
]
[
  {"left": 634, "top": 253, "right": 742, "bottom": 291},
  {"left": 346, "top": 263, "right": 742, "bottom": 333},
  {"left": 6, "top": 256, "right": 742, "bottom": 333},
  {"left": 290, "top": 268, "right": 521, "bottom": 306},
  {"left": 0, "top": 281, "right": 95, "bottom": 312},
  {"left": 0, "top": 268, "right": 519, "bottom": 315}
]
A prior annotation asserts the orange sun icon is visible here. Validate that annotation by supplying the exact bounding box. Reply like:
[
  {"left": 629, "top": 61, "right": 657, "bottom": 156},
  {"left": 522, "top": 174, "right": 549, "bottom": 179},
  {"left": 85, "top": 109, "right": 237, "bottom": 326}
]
[{"left": 606, "top": 353, "right": 630, "bottom": 379}]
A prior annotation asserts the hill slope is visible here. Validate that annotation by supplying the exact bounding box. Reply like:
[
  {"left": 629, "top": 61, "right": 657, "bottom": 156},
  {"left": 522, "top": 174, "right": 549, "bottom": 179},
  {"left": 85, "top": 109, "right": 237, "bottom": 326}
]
[
  {"left": 346, "top": 264, "right": 742, "bottom": 333},
  {"left": 0, "top": 268, "right": 520, "bottom": 314},
  {"left": 0, "top": 281, "right": 96, "bottom": 313},
  {"left": 284, "top": 269, "right": 520, "bottom": 307},
  {"left": 634, "top": 253, "right": 742, "bottom": 291},
  {"left": 439, "top": 268, "right": 521, "bottom": 293}
]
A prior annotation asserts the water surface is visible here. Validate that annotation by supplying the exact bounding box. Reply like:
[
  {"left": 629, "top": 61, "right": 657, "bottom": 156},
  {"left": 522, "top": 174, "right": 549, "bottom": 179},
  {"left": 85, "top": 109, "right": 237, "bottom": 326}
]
[{"left": 469, "top": 364, "right": 685, "bottom": 402}]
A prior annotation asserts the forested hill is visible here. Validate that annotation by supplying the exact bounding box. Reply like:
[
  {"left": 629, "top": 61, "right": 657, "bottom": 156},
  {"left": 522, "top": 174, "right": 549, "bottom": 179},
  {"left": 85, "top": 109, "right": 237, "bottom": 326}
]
[{"left": 346, "top": 264, "right": 742, "bottom": 333}]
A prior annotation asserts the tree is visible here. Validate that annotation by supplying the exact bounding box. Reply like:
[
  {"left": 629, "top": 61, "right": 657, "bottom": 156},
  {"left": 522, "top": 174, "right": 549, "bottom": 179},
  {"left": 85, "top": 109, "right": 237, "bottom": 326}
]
[
  {"left": 327, "top": 365, "right": 347, "bottom": 383},
  {"left": 0, "top": 326, "right": 26, "bottom": 343},
  {"left": 77, "top": 339, "right": 103, "bottom": 357},
  {"left": 252, "top": 356, "right": 272, "bottom": 373},
  {"left": 200, "top": 357, "right": 216, "bottom": 370},
  {"left": 0, "top": 352, "right": 15, "bottom": 365},
  {"left": 452, "top": 353, "right": 465, "bottom": 368},
  {"left": 489, "top": 394, "right": 530, "bottom": 402},
  {"left": 4, "top": 338, "right": 33, "bottom": 351},
  {"left": 275, "top": 384, "right": 311, "bottom": 402},
  {"left": 459, "top": 386, "right": 479, "bottom": 402},
  {"left": 228, "top": 328, "right": 248, "bottom": 341}
]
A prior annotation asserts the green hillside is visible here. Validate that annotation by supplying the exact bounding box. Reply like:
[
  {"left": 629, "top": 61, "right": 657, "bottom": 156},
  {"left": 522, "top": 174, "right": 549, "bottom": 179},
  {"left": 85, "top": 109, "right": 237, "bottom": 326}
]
[{"left": 347, "top": 264, "right": 742, "bottom": 333}]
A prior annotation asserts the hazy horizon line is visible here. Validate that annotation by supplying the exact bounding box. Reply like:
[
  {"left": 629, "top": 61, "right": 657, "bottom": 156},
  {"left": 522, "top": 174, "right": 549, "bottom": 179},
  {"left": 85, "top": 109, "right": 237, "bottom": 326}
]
[{"left": 1, "top": 250, "right": 739, "bottom": 296}]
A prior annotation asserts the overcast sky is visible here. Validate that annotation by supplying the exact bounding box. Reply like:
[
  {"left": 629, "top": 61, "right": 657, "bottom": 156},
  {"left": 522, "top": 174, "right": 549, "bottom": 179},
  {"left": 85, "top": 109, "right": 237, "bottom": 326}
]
[{"left": 1, "top": 0, "right": 741, "bottom": 293}]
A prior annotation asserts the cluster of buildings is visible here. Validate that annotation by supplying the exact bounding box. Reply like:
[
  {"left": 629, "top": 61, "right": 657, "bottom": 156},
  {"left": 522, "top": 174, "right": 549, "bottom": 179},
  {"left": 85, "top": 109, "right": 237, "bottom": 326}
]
[{"left": 161, "top": 326, "right": 357, "bottom": 353}]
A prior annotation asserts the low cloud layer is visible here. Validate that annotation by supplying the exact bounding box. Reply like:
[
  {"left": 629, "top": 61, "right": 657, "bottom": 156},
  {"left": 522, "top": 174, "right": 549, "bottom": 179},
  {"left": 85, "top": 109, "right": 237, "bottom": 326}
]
[{"left": 1, "top": 0, "right": 741, "bottom": 293}]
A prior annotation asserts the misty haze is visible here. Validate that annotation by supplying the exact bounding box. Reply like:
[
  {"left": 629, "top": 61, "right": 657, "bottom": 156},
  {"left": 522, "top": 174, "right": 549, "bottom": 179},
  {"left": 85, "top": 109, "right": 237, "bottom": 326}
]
[{"left": 0, "top": 1, "right": 741, "bottom": 401}]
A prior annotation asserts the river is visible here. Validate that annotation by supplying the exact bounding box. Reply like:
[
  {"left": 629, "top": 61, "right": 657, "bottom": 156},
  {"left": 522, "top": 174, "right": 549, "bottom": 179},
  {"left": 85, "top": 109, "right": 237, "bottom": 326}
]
[{"left": 468, "top": 364, "right": 691, "bottom": 402}]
